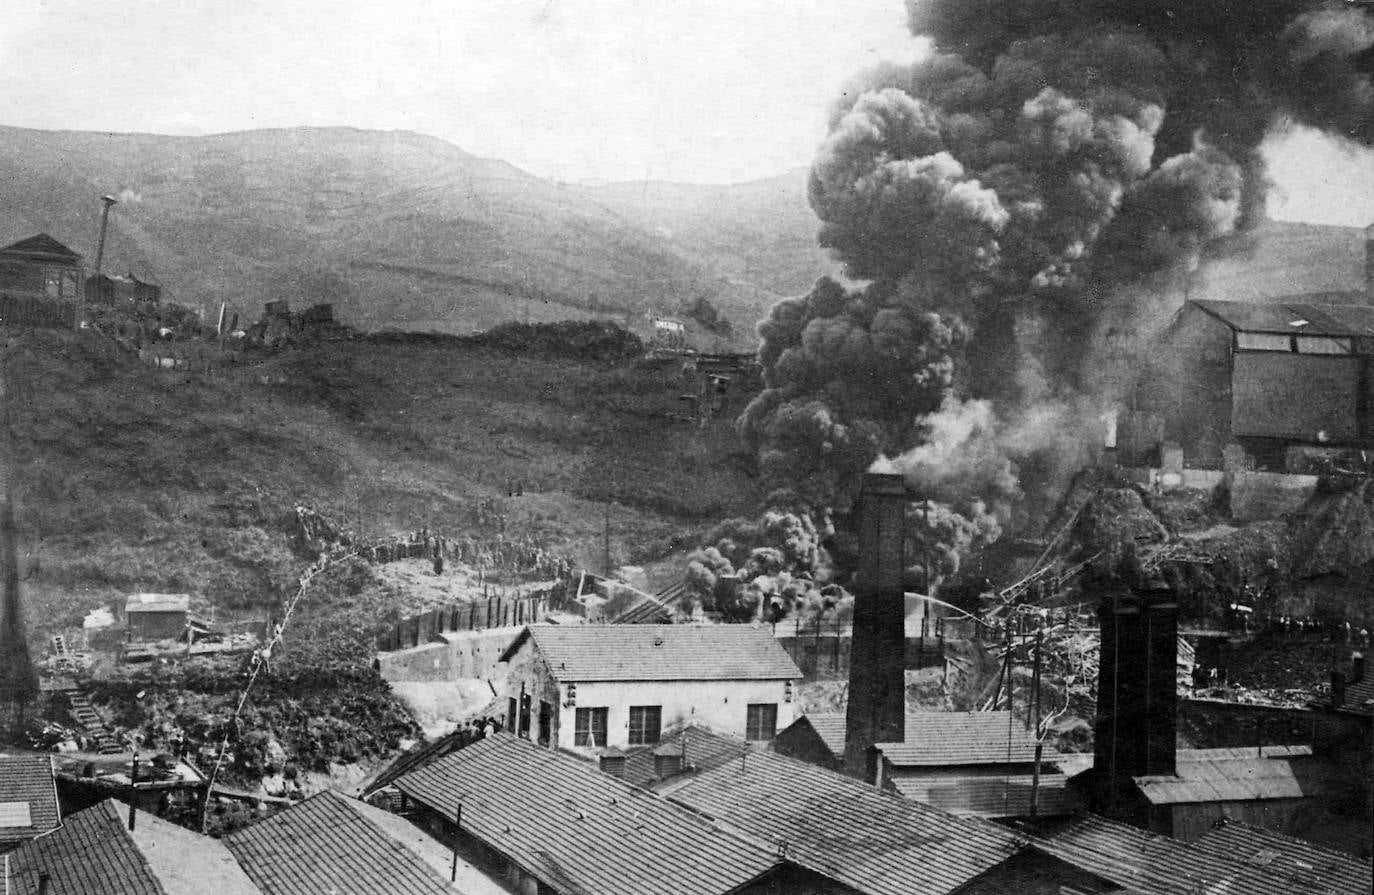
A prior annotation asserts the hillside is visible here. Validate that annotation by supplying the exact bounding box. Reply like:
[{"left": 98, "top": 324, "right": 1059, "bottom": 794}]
[
  {"left": 1191, "top": 220, "right": 1368, "bottom": 302},
  {"left": 6, "top": 328, "right": 765, "bottom": 637},
  {"left": 0, "top": 126, "right": 784, "bottom": 345},
  {"left": 578, "top": 168, "right": 840, "bottom": 298}
]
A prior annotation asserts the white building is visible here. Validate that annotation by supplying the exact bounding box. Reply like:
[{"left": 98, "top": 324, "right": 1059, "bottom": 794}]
[{"left": 497, "top": 624, "right": 803, "bottom": 753}]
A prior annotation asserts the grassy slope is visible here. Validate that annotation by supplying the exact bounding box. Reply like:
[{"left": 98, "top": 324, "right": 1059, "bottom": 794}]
[
  {"left": 7, "top": 329, "right": 764, "bottom": 638},
  {"left": 1191, "top": 220, "right": 1367, "bottom": 302},
  {"left": 0, "top": 125, "right": 777, "bottom": 345},
  {"left": 578, "top": 168, "right": 840, "bottom": 298}
]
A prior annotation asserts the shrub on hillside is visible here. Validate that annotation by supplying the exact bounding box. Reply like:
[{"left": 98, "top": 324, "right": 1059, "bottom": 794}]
[{"left": 474, "top": 321, "right": 644, "bottom": 363}]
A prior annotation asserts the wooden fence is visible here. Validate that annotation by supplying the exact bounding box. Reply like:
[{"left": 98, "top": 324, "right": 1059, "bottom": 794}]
[
  {"left": 375, "top": 590, "right": 555, "bottom": 652},
  {"left": 0, "top": 294, "right": 76, "bottom": 328}
]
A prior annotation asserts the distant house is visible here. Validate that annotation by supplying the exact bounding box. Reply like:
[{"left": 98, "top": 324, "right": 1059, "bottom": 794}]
[
  {"left": 497, "top": 624, "right": 802, "bottom": 752},
  {"left": 777, "top": 711, "right": 1080, "bottom": 820},
  {"left": 0, "top": 234, "right": 83, "bottom": 328},
  {"left": 125, "top": 593, "right": 190, "bottom": 642},
  {"left": 85, "top": 271, "right": 160, "bottom": 306},
  {"left": 0, "top": 799, "right": 259, "bottom": 895},
  {"left": 0, "top": 754, "right": 60, "bottom": 852},
  {"left": 226, "top": 789, "right": 504, "bottom": 895}
]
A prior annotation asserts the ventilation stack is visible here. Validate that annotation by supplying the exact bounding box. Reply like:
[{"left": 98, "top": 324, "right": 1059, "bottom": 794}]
[
  {"left": 1092, "top": 585, "right": 1178, "bottom": 819},
  {"left": 843, "top": 473, "right": 908, "bottom": 782}
]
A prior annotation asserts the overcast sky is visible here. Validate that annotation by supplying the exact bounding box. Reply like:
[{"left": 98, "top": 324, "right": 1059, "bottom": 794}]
[{"left": 1, "top": 0, "right": 1371, "bottom": 226}]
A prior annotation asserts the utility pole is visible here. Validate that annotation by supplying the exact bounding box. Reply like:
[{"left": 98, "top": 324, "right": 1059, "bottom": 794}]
[{"left": 603, "top": 504, "right": 612, "bottom": 578}]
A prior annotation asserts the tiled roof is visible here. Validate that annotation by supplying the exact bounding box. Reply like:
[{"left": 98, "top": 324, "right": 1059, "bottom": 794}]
[
  {"left": 360, "top": 729, "right": 472, "bottom": 797},
  {"left": 1332, "top": 673, "right": 1374, "bottom": 717},
  {"left": 663, "top": 748, "right": 1024, "bottom": 895},
  {"left": 126, "top": 592, "right": 190, "bottom": 613},
  {"left": 1193, "top": 819, "right": 1372, "bottom": 895},
  {"left": 875, "top": 712, "right": 1041, "bottom": 766},
  {"left": 1034, "top": 814, "right": 1371, "bottom": 895},
  {"left": 226, "top": 789, "right": 475, "bottom": 895},
  {"left": 1191, "top": 299, "right": 1374, "bottom": 337},
  {"left": 790, "top": 711, "right": 847, "bottom": 759},
  {"left": 394, "top": 733, "right": 782, "bottom": 895},
  {"left": 890, "top": 772, "right": 1081, "bottom": 818},
  {"left": 0, "top": 754, "right": 59, "bottom": 848},
  {"left": 1, "top": 799, "right": 260, "bottom": 895},
  {"left": 620, "top": 724, "right": 749, "bottom": 788},
  {"left": 1134, "top": 750, "right": 1334, "bottom": 805},
  {"left": 499, "top": 624, "right": 802, "bottom": 682}
]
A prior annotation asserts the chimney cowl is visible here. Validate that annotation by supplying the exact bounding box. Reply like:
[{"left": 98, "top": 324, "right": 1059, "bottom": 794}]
[{"left": 1331, "top": 669, "right": 1347, "bottom": 706}]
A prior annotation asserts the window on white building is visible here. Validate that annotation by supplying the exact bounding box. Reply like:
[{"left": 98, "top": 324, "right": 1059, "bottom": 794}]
[
  {"left": 746, "top": 703, "right": 778, "bottom": 741},
  {"left": 628, "top": 706, "right": 662, "bottom": 745},
  {"left": 574, "top": 707, "right": 608, "bottom": 747}
]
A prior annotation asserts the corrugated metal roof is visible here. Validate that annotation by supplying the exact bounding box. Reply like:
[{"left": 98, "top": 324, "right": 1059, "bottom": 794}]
[
  {"left": 875, "top": 712, "right": 1041, "bottom": 766},
  {"left": 394, "top": 733, "right": 782, "bottom": 895},
  {"left": 620, "top": 724, "right": 748, "bottom": 788},
  {"left": 125, "top": 592, "right": 190, "bottom": 613},
  {"left": 1, "top": 799, "right": 260, "bottom": 895},
  {"left": 1133, "top": 750, "right": 1332, "bottom": 805},
  {"left": 0, "top": 754, "right": 59, "bottom": 848},
  {"left": 1193, "top": 819, "right": 1372, "bottom": 895},
  {"left": 1192, "top": 299, "right": 1374, "bottom": 337},
  {"left": 890, "top": 772, "right": 1081, "bottom": 818},
  {"left": 663, "top": 747, "right": 1025, "bottom": 895},
  {"left": 499, "top": 624, "right": 803, "bottom": 682},
  {"left": 1034, "top": 814, "right": 1371, "bottom": 895},
  {"left": 226, "top": 790, "right": 468, "bottom": 895}
]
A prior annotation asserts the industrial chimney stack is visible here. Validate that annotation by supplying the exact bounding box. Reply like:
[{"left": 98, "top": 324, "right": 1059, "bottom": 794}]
[
  {"left": 1091, "top": 585, "right": 1178, "bottom": 819},
  {"left": 843, "top": 473, "right": 908, "bottom": 782}
]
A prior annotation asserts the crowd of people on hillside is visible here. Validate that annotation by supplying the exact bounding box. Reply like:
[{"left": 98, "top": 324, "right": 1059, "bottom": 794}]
[{"left": 1252, "top": 613, "right": 1371, "bottom": 646}]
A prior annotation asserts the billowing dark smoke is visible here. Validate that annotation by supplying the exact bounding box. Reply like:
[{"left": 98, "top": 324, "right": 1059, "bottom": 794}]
[{"left": 740, "top": 0, "right": 1374, "bottom": 586}]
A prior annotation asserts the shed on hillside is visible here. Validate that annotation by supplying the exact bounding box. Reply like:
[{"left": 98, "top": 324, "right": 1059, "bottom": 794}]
[
  {"left": 85, "top": 271, "right": 160, "bottom": 305},
  {"left": 0, "top": 234, "right": 83, "bottom": 328},
  {"left": 125, "top": 593, "right": 190, "bottom": 642}
]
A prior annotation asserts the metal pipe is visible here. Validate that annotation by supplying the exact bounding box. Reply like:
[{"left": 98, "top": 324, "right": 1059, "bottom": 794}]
[{"left": 94, "top": 196, "right": 118, "bottom": 277}]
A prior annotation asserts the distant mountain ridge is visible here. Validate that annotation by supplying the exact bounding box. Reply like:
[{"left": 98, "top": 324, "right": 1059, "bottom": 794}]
[
  {"left": 0, "top": 123, "right": 1363, "bottom": 343},
  {"left": 0, "top": 125, "right": 788, "bottom": 344}
]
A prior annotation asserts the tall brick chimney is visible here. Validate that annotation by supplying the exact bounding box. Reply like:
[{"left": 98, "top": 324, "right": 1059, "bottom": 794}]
[
  {"left": 843, "top": 473, "right": 908, "bottom": 782},
  {"left": 1092, "top": 585, "right": 1178, "bottom": 818}
]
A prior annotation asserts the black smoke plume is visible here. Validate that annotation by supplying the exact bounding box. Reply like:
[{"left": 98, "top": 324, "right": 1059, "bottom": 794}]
[{"left": 739, "top": 0, "right": 1374, "bottom": 588}]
